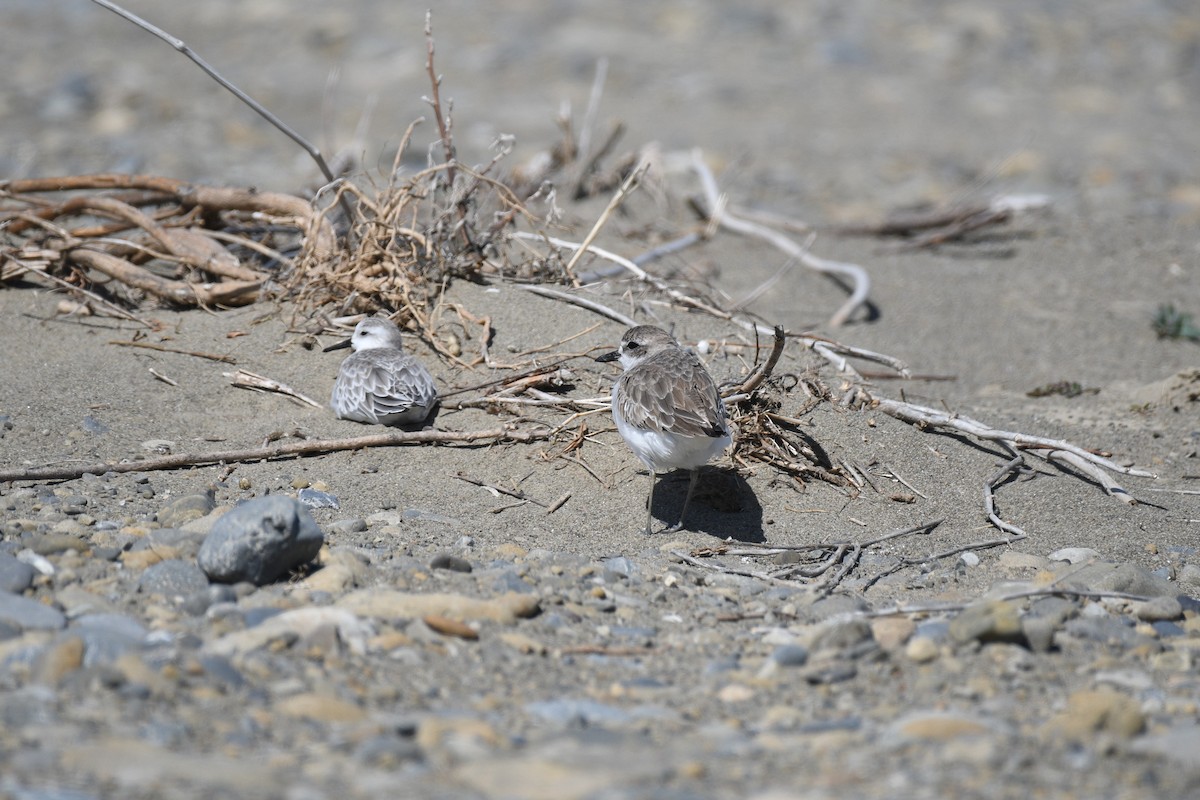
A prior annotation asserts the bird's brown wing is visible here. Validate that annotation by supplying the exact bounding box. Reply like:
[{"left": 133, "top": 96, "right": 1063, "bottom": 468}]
[{"left": 617, "top": 351, "right": 727, "bottom": 438}]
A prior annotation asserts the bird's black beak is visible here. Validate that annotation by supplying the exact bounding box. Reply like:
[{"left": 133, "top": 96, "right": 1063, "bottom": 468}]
[
  {"left": 323, "top": 338, "right": 353, "bottom": 353},
  {"left": 595, "top": 350, "right": 620, "bottom": 363}
]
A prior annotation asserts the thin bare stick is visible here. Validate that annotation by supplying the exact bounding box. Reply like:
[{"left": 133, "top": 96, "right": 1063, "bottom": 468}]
[
  {"left": 519, "top": 285, "right": 638, "bottom": 327},
  {"left": 561, "top": 159, "right": 650, "bottom": 284},
  {"left": 109, "top": 339, "right": 237, "bottom": 364},
  {"left": 691, "top": 150, "right": 871, "bottom": 327},
  {"left": 984, "top": 455, "right": 1028, "bottom": 538},
  {"left": 0, "top": 425, "right": 554, "bottom": 483},
  {"left": 450, "top": 471, "right": 547, "bottom": 507},
  {"left": 732, "top": 325, "right": 785, "bottom": 396},
  {"left": 88, "top": 1, "right": 338, "bottom": 189}
]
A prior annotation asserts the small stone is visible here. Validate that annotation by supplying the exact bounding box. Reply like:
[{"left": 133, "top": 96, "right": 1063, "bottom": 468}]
[
  {"left": 138, "top": 559, "right": 210, "bottom": 599},
  {"left": 298, "top": 487, "right": 340, "bottom": 510},
  {"left": 198, "top": 496, "right": 325, "bottom": 585},
  {"left": 1048, "top": 547, "right": 1101, "bottom": 564},
  {"left": 717, "top": 684, "right": 755, "bottom": 703},
  {"left": 949, "top": 599, "right": 1024, "bottom": 645},
  {"left": 337, "top": 590, "right": 539, "bottom": 625},
  {"left": 893, "top": 711, "right": 993, "bottom": 741},
  {"left": 327, "top": 518, "right": 367, "bottom": 536},
  {"left": 801, "top": 660, "right": 857, "bottom": 684},
  {"left": 497, "top": 632, "right": 546, "bottom": 655},
  {"left": 156, "top": 492, "right": 216, "bottom": 528},
  {"left": 0, "top": 591, "right": 67, "bottom": 631},
  {"left": 0, "top": 553, "right": 36, "bottom": 593},
  {"left": 769, "top": 644, "right": 810, "bottom": 667},
  {"left": 1178, "top": 564, "right": 1200, "bottom": 588},
  {"left": 430, "top": 553, "right": 473, "bottom": 573},
  {"left": 870, "top": 617, "right": 916, "bottom": 651},
  {"left": 960, "top": 551, "right": 980, "bottom": 567},
  {"left": 275, "top": 692, "right": 367, "bottom": 723},
  {"left": 1131, "top": 596, "right": 1183, "bottom": 622},
  {"left": 1041, "top": 689, "right": 1145, "bottom": 741},
  {"left": 423, "top": 614, "right": 479, "bottom": 640},
  {"left": 1065, "top": 561, "right": 1176, "bottom": 598},
  {"left": 906, "top": 636, "right": 941, "bottom": 663},
  {"left": 33, "top": 635, "right": 85, "bottom": 685}
]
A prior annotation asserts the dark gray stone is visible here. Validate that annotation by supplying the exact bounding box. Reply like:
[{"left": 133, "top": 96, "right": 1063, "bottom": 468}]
[
  {"left": 138, "top": 559, "right": 210, "bottom": 598},
  {"left": 298, "top": 487, "right": 340, "bottom": 510},
  {"left": 179, "top": 584, "right": 238, "bottom": 616},
  {"left": 770, "top": 644, "right": 810, "bottom": 667},
  {"left": 430, "top": 552, "right": 473, "bottom": 573},
  {"left": 197, "top": 495, "right": 325, "bottom": 585},
  {"left": 0, "top": 553, "right": 35, "bottom": 594}
]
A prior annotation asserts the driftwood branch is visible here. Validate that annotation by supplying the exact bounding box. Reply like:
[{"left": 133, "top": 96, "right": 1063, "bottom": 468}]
[{"left": 0, "top": 425, "right": 553, "bottom": 484}]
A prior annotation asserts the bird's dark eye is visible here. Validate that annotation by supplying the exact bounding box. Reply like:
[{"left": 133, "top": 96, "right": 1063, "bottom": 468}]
[{"left": 626, "top": 341, "right": 641, "bottom": 351}]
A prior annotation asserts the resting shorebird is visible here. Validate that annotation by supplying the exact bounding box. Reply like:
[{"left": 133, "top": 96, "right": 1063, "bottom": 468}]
[
  {"left": 597, "top": 325, "right": 732, "bottom": 534},
  {"left": 325, "top": 317, "right": 438, "bottom": 426}
]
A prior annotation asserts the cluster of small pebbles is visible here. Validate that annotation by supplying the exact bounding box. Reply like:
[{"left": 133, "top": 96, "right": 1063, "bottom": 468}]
[{"left": 1, "top": 472, "right": 1198, "bottom": 799}]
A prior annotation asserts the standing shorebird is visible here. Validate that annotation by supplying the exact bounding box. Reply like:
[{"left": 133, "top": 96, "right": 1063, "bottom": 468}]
[
  {"left": 597, "top": 325, "right": 732, "bottom": 534},
  {"left": 325, "top": 317, "right": 439, "bottom": 426}
]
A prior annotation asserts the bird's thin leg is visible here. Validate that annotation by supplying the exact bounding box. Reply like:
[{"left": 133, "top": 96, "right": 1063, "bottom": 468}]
[
  {"left": 665, "top": 469, "right": 701, "bottom": 533},
  {"left": 643, "top": 470, "right": 657, "bottom": 535}
]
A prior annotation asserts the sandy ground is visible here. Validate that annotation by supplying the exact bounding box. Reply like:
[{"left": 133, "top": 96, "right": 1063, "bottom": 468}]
[{"left": 2, "top": 2, "right": 1200, "bottom": 798}]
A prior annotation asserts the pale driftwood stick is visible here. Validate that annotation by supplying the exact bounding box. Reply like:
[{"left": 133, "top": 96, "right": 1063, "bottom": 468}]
[
  {"left": 984, "top": 455, "right": 1029, "bottom": 538},
  {"left": 0, "top": 425, "right": 553, "bottom": 484},
  {"left": 872, "top": 397, "right": 1155, "bottom": 480},
  {"left": 225, "top": 369, "right": 323, "bottom": 409},
  {"left": 518, "top": 285, "right": 638, "bottom": 327},
  {"left": 5, "top": 175, "right": 336, "bottom": 259},
  {"left": 73, "top": 196, "right": 262, "bottom": 281},
  {"left": 691, "top": 150, "right": 871, "bottom": 328},
  {"left": 72, "top": 247, "right": 262, "bottom": 307},
  {"left": 1044, "top": 448, "right": 1137, "bottom": 505},
  {"left": 575, "top": 231, "right": 705, "bottom": 284},
  {"left": 865, "top": 587, "right": 1154, "bottom": 619}
]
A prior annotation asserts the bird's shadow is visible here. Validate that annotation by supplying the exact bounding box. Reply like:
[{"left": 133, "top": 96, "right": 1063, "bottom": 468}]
[{"left": 651, "top": 467, "right": 764, "bottom": 542}]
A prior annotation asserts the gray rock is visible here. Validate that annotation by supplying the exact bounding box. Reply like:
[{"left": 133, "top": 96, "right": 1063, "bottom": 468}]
[
  {"left": 138, "top": 559, "right": 210, "bottom": 598},
  {"left": 197, "top": 495, "right": 325, "bottom": 585},
  {"left": 949, "top": 599, "right": 1024, "bottom": 645},
  {"left": 810, "top": 617, "right": 874, "bottom": 653},
  {"left": 298, "top": 487, "right": 340, "bottom": 510},
  {"left": 1048, "top": 547, "right": 1102, "bottom": 564},
  {"left": 328, "top": 518, "right": 368, "bottom": 536},
  {"left": 0, "top": 591, "right": 66, "bottom": 631},
  {"left": 769, "top": 644, "right": 810, "bottom": 667},
  {"left": 0, "top": 553, "right": 36, "bottom": 593},
  {"left": 70, "top": 613, "right": 149, "bottom": 666},
  {"left": 179, "top": 584, "right": 239, "bottom": 616},
  {"left": 806, "top": 593, "right": 870, "bottom": 622},
  {"left": 602, "top": 556, "right": 636, "bottom": 581},
  {"left": 1131, "top": 595, "right": 1183, "bottom": 621},
  {"left": 1064, "top": 561, "right": 1176, "bottom": 597},
  {"left": 156, "top": 491, "right": 216, "bottom": 528}
]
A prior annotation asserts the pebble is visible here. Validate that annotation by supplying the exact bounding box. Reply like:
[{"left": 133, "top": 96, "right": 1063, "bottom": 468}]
[
  {"left": 430, "top": 553, "right": 473, "bottom": 573},
  {"left": 337, "top": 590, "right": 540, "bottom": 624},
  {"left": 275, "top": 691, "right": 366, "bottom": 723},
  {"left": 1040, "top": 689, "right": 1145, "bottom": 741},
  {"left": 768, "top": 644, "right": 810, "bottom": 667},
  {"left": 0, "top": 592, "right": 67, "bottom": 631},
  {"left": 948, "top": 599, "right": 1023, "bottom": 645},
  {"left": 1064, "top": 561, "right": 1176, "bottom": 597},
  {"left": 156, "top": 492, "right": 216, "bottom": 529},
  {"left": 905, "top": 636, "right": 941, "bottom": 663},
  {"left": 197, "top": 496, "right": 325, "bottom": 585},
  {"left": 870, "top": 617, "right": 916, "bottom": 651},
  {"left": 0, "top": 553, "right": 36, "bottom": 593},
  {"left": 1131, "top": 596, "right": 1183, "bottom": 621},
  {"left": 891, "top": 710, "right": 994, "bottom": 741},
  {"left": 1047, "top": 547, "right": 1101, "bottom": 564},
  {"left": 297, "top": 487, "right": 340, "bottom": 510},
  {"left": 138, "top": 560, "right": 210, "bottom": 599}
]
